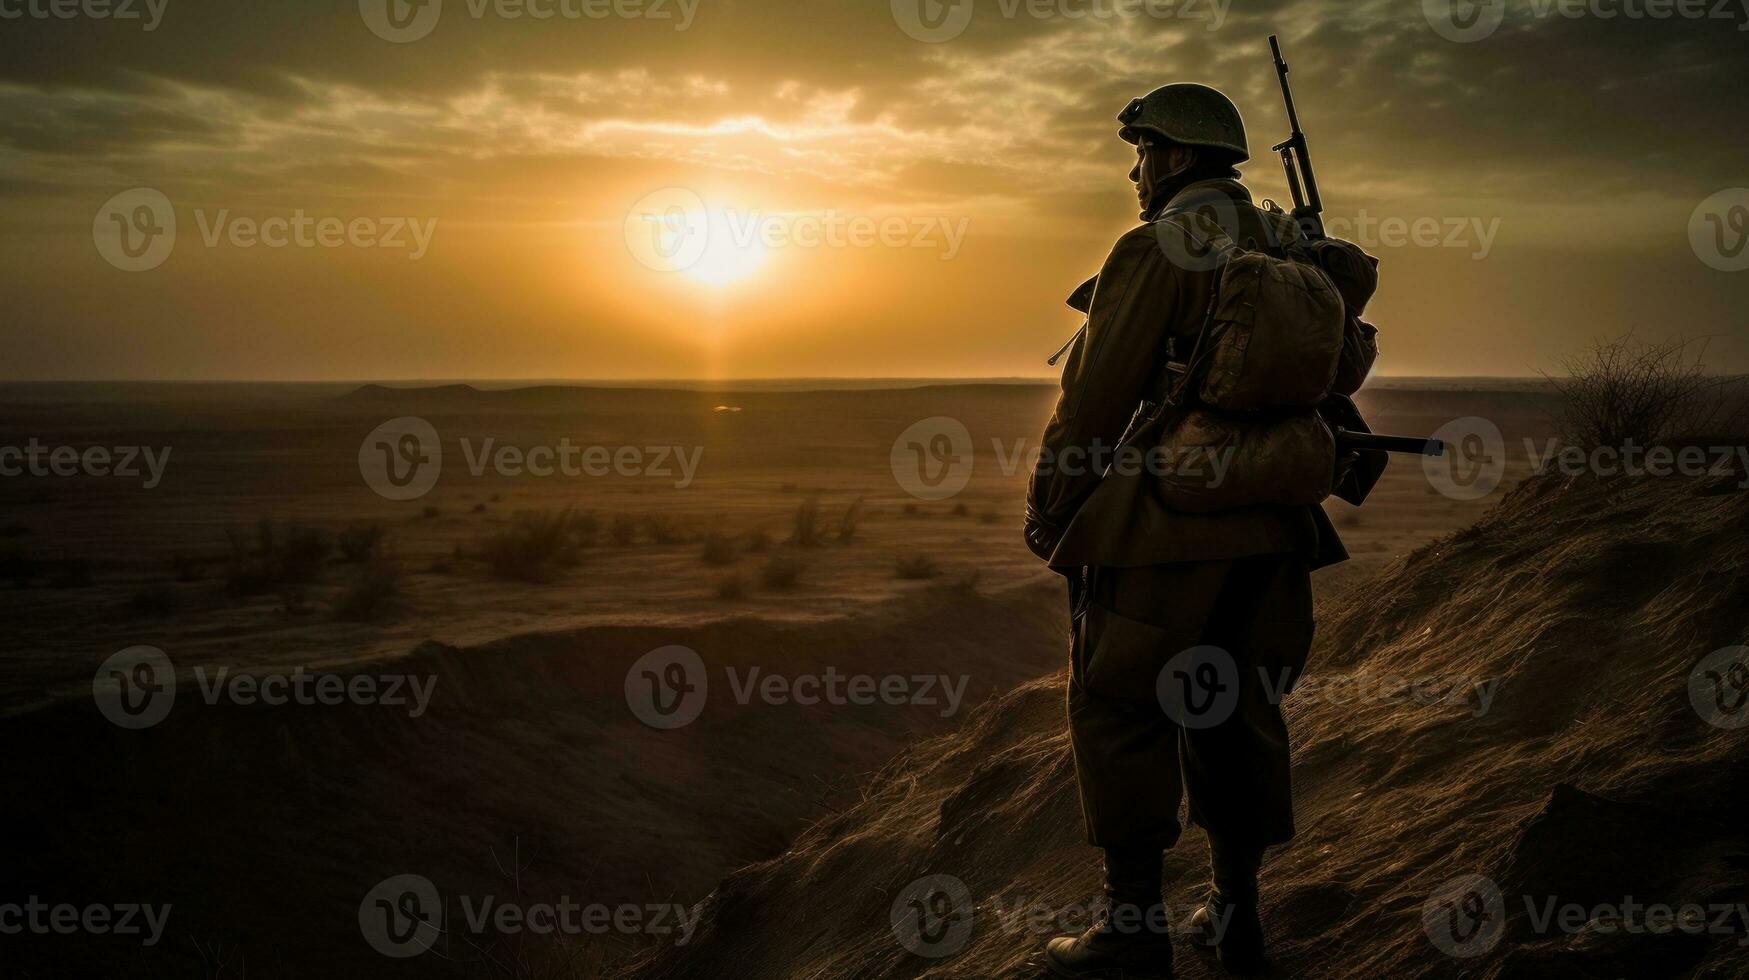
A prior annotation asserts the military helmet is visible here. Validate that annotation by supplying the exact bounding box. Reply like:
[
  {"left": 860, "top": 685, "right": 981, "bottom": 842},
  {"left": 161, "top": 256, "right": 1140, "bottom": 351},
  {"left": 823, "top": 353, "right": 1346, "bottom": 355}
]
[{"left": 1118, "top": 83, "right": 1248, "bottom": 163}]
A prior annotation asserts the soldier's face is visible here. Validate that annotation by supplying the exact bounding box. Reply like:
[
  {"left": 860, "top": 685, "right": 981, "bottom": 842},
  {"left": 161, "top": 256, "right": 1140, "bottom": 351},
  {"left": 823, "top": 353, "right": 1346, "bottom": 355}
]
[{"left": 1131, "top": 138, "right": 1195, "bottom": 214}]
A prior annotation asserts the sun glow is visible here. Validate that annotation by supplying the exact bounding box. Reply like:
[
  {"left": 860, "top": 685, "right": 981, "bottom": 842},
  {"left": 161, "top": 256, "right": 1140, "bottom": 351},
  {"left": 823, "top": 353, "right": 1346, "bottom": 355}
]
[{"left": 623, "top": 189, "right": 768, "bottom": 287}]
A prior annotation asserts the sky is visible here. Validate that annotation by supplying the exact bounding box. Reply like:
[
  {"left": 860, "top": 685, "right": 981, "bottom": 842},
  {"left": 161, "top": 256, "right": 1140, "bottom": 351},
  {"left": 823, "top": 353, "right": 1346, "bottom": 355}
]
[{"left": 1, "top": 0, "right": 1746, "bottom": 380}]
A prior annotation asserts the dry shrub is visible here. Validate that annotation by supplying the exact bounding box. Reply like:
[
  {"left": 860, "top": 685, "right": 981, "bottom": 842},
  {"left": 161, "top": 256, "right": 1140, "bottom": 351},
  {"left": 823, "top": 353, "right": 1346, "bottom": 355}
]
[
  {"left": 1546, "top": 333, "right": 1747, "bottom": 449},
  {"left": 788, "top": 496, "right": 823, "bottom": 546},
  {"left": 836, "top": 496, "right": 864, "bottom": 542},
  {"left": 701, "top": 530, "right": 739, "bottom": 566},
  {"left": 482, "top": 508, "right": 590, "bottom": 582}
]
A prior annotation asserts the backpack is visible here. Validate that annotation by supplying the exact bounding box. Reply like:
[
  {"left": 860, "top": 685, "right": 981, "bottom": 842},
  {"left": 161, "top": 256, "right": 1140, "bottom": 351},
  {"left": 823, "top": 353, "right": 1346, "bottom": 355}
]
[{"left": 1151, "top": 210, "right": 1354, "bottom": 514}]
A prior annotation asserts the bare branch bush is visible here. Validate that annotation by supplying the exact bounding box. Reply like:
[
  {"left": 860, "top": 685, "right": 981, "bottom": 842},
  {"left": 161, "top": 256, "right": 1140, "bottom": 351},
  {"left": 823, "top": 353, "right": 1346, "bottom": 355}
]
[{"left": 1544, "top": 333, "right": 1747, "bottom": 449}]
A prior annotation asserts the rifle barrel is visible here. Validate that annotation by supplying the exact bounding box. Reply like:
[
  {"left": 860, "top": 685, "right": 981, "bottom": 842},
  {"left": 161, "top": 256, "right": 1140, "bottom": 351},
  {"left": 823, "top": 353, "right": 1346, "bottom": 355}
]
[{"left": 1335, "top": 428, "right": 1445, "bottom": 457}]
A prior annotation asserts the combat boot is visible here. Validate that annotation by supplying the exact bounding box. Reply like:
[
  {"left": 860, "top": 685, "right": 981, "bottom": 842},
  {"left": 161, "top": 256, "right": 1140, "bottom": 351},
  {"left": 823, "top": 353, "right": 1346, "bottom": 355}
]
[
  {"left": 1187, "top": 835, "right": 1266, "bottom": 974},
  {"left": 1045, "top": 845, "right": 1175, "bottom": 979}
]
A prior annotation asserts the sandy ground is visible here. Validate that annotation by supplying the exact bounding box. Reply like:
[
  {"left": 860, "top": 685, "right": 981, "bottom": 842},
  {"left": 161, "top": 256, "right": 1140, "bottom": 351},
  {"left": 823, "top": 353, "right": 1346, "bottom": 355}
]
[
  {"left": 0, "top": 379, "right": 1571, "bottom": 976},
  {"left": 0, "top": 380, "right": 1556, "bottom": 714}
]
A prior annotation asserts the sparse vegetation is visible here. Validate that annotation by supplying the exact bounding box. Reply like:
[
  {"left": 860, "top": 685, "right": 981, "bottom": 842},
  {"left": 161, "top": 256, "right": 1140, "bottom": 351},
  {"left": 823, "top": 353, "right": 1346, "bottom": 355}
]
[
  {"left": 1546, "top": 332, "right": 1747, "bottom": 450},
  {"left": 836, "top": 496, "right": 864, "bottom": 542},
  {"left": 744, "top": 527, "right": 772, "bottom": 553},
  {"left": 788, "top": 496, "right": 823, "bottom": 546},
  {"left": 894, "top": 554, "right": 939, "bottom": 580},
  {"left": 609, "top": 514, "right": 637, "bottom": 546},
  {"left": 701, "top": 530, "right": 739, "bottom": 566},
  {"left": 481, "top": 508, "right": 590, "bottom": 582},
  {"left": 951, "top": 502, "right": 970, "bottom": 517},
  {"left": 421, "top": 505, "right": 442, "bottom": 519}
]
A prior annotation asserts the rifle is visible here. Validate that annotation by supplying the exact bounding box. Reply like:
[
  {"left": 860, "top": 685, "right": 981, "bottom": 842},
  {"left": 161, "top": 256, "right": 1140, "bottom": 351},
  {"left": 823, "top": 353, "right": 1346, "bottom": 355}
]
[
  {"left": 1269, "top": 33, "right": 1323, "bottom": 242},
  {"left": 1267, "top": 35, "right": 1445, "bottom": 505}
]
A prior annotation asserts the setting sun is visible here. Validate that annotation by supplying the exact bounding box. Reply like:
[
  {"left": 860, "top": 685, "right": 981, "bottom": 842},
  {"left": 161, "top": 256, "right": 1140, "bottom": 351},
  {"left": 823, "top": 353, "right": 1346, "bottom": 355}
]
[{"left": 623, "top": 190, "right": 768, "bottom": 287}]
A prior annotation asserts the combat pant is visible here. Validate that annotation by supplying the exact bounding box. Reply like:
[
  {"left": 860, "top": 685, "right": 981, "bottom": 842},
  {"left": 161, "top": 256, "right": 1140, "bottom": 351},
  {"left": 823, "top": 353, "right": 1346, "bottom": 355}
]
[{"left": 1066, "top": 554, "right": 1313, "bottom": 851}]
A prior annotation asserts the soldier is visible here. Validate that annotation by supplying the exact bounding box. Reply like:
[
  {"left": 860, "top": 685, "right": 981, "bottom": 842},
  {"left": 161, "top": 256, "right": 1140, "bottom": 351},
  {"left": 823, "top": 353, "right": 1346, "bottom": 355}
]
[{"left": 1026, "top": 83, "right": 1378, "bottom": 978}]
